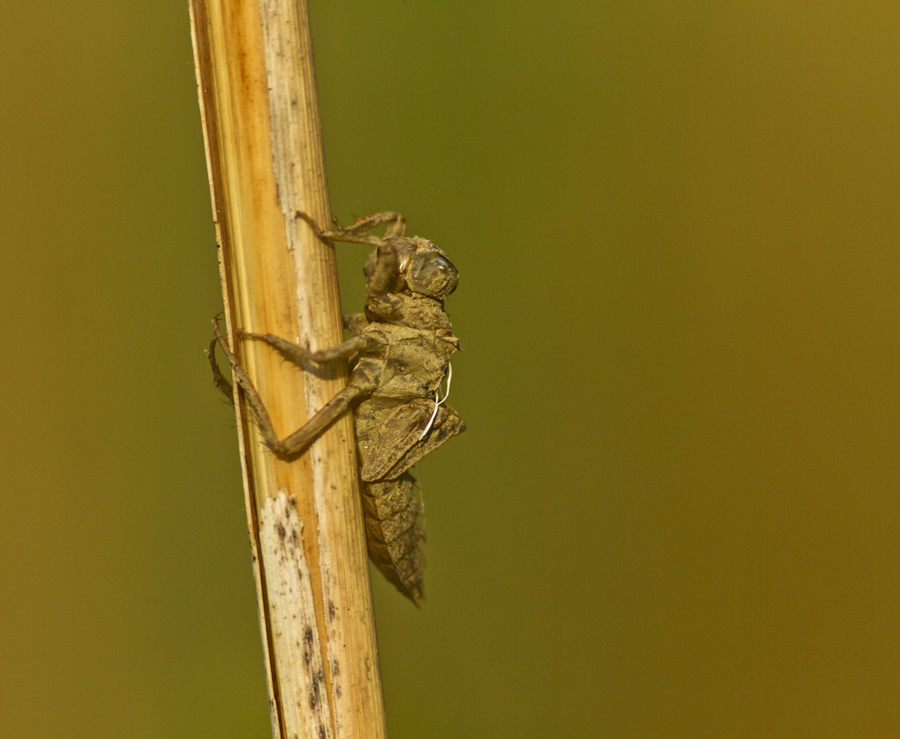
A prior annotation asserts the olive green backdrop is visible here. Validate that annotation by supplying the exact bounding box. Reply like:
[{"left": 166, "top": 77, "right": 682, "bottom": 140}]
[{"left": 1, "top": 1, "right": 898, "bottom": 737}]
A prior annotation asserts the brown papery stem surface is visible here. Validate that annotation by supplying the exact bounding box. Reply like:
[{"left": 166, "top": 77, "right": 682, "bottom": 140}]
[{"left": 188, "top": 0, "right": 387, "bottom": 737}]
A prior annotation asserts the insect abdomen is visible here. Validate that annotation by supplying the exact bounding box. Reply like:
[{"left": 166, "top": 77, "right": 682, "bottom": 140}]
[{"left": 361, "top": 472, "right": 425, "bottom": 604}]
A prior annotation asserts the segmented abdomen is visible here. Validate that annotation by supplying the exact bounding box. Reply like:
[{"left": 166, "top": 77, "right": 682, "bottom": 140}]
[{"left": 361, "top": 472, "right": 425, "bottom": 604}]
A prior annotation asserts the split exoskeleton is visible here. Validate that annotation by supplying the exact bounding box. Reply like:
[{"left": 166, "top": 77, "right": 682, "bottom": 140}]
[{"left": 209, "top": 212, "right": 464, "bottom": 603}]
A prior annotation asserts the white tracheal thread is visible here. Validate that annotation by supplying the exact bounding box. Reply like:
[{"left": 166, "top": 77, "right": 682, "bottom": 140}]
[{"left": 418, "top": 363, "right": 453, "bottom": 440}]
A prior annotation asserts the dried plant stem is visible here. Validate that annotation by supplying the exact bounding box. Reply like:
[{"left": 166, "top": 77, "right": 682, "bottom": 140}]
[{"left": 188, "top": 1, "right": 387, "bottom": 737}]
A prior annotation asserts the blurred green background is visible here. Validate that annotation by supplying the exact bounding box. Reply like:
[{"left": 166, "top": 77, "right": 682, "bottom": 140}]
[{"left": 1, "top": 1, "right": 898, "bottom": 737}]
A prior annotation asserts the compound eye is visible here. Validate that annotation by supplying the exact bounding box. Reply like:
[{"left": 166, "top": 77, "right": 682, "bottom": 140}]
[{"left": 406, "top": 252, "right": 459, "bottom": 299}]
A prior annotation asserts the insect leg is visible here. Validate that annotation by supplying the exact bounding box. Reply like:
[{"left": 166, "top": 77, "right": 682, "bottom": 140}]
[
  {"left": 212, "top": 321, "right": 371, "bottom": 458},
  {"left": 211, "top": 319, "right": 283, "bottom": 450},
  {"left": 276, "top": 383, "right": 367, "bottom": 456},
  {"left": 205, "top": 318, "right": 234, "bottom": 402},
  {"left": 295, "top": 210, "right": 407, "bottom": 246},
  {"left": 334, "top": 212, "right": 407, "bottom": 240},
  {"left": 295, "top": 211, "right": 406, "bottom": 297},
  {"left": 238, "top": 330, "right": 365, "bottom": 365}
]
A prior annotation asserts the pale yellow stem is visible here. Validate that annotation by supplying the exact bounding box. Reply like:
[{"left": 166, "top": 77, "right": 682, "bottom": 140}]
[{"left": 188, "top": 0, "right": 387, "bottom": 737}]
